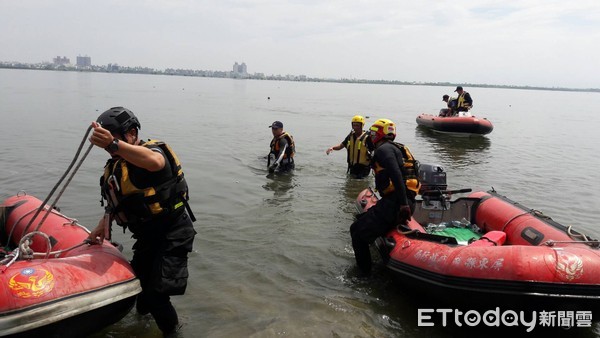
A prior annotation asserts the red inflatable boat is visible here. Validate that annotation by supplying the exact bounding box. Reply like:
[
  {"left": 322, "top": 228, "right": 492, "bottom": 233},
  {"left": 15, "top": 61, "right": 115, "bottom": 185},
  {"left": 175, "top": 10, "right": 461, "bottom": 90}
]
[
  {"left": 416, "top": 112, "right": 493, "bottom": 135},
  {"left": 356, "top": 186, "right": 600, "bottom": 312},
  {"left": 0, "top": 193, "right": 141, "bottom": 337}
]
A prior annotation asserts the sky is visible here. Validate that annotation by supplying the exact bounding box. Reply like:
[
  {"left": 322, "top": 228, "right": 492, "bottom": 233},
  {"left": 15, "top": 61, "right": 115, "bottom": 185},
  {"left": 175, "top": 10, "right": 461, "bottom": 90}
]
[{"left": 1, "top": 0, "right": 599, "bottom": 89}]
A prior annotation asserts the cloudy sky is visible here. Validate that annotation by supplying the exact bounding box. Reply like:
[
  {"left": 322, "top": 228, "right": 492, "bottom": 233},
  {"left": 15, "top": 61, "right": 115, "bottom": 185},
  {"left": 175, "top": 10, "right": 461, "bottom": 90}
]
[{"left": 2, "top": 0, "right": 599, "bottom": 88}]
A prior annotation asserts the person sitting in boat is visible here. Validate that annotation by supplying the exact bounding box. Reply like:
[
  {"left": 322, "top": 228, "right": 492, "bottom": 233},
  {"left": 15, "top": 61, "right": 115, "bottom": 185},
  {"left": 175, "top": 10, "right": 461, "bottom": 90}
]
[
  {"left": 439, "top": 95, "right": 458, "bottom": 117},
  {"left": 268, "top": 120, "right": 295, "bottom": 172},
  {"left": 349, "top": 118, "right": 420, "bottom": 276},
  {"left": 87, "top": 106, "right": 197, "bottom": 336},
  {"left": 454, "top": 86, "right": 473, "bottom": 113},
  {"left": 326, "top": 115, "right": 375, "bottom": 178}
]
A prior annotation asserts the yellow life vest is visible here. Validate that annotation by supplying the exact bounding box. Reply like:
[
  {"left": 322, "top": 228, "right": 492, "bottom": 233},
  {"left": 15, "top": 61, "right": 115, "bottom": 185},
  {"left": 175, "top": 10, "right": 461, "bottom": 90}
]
[
  {"left": 372, "top": 142, "right": 421, "bottom": 195},
  {"left": 101, "top": 139, "right": 190, "bottom": 226},
  {"left": 398, "top": 143, "right": 421, "bottom": 194},
  {"left": 270, "top": 132, "right": 295, "bottom": 161},
  {"left": 346, "top": 131, "right": 371, "bottom": 166},
  {"left": 457, "top": 91, "right": 471, "bottom": 109}
]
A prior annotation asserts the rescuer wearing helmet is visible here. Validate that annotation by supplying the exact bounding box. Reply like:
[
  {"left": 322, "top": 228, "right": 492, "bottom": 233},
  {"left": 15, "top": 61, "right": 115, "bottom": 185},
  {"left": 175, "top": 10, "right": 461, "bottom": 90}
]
[
  {"left": 349, "top": 118, "right": 419, "bottom": 276},
  {"left": 326, "top": 115, "right": 375, "bottom": 178},
  {"left": 268, "top": 120, "right": 296, "bottom": 173},
  {"left": 87, "top": 106, "right": 196, "bottom": 335}
]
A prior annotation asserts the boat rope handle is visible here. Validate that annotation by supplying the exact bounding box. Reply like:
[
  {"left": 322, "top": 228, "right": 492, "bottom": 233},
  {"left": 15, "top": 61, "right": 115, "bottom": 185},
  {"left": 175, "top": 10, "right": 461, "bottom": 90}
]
[
  {"left": 501, "top": 211, "right": 599, "bottom": 248},
  {"left": 543, "top": 240, "right": 600, "bottom": 247},
  {"left": 3, "top": 240, "right": 91, "bottom": 265},
  {"left": 566, "top": 225, "right": 590, "bottom": 242},
  {"left": 20, "top": 125, "right": 93, "bottom": 238},
  {"left": 1, "top": 230, "right": 93, "bottom": 269},
  {"left": 531, "top": 209, "right": 552, "bottom": 220},
  {"left": 31, "top": 241, "right": 89, "bottom": 258},
  {"left": 500, "top": 211, "right": 530, "bottom": 232},
  {"left": 500, "top": 208, "right": 548, "bottom": 232},
  {"left": 18, "top": 231, "right": 52, "bottom": 260}
]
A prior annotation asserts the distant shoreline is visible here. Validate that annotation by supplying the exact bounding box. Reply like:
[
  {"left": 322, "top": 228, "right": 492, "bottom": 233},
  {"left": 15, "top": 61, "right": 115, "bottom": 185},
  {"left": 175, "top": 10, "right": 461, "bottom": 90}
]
[{"left": 1, "top": 63, "right": 598, "bottom": 94}]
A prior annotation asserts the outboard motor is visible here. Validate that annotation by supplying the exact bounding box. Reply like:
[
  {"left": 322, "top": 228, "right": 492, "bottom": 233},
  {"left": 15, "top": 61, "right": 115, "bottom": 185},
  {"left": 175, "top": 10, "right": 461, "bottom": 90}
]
[
  {"left": 418, "top": 164, "right": 448, "bottom": 209},
  {"left": 417, "top": 164, "right": 471, "bottom": 210},
  {"left": 418, "top": 163, "right": 447, "bottom": 194}
]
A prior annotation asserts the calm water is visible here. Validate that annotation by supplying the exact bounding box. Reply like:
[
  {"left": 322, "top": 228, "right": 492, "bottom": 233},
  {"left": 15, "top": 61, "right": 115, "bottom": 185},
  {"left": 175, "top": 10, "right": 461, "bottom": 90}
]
[{"left": 1, "top": 69, "right": 600, "bottom": 337}]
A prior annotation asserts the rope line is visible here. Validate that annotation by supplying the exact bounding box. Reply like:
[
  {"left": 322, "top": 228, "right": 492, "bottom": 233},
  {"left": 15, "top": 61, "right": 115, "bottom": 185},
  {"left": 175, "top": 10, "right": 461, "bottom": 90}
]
[
  {"left": 2, "top": 124, "right": 96, "bottom": 267},
  {"left": 20, "top": 125, "right": 92, "bottom": 238}
]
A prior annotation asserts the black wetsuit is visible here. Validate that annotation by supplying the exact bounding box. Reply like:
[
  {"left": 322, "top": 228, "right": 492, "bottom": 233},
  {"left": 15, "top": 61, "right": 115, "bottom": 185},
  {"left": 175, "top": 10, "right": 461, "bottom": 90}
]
[
  {"left": 349, "top": 141, "right": 415, "bottom": 275},
  {"left": 103, "top": 145, "right": 196, "bottom": 334},
  {"left": 130, "top": 211, "right": 195, "bottom": 333}
]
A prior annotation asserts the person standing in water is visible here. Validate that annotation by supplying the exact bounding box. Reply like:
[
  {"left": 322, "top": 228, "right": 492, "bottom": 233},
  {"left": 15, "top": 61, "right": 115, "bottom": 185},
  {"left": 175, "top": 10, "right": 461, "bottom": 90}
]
[
  {"left": 326, "top": 115, "right": 374, "bottom": 178},
  {"left": 268, "top": 120, "right": 295, "bottom": 173},
  {"left": 349, "top": 118, "right": 420, "bottom": 276},
  {"left": 88, "top": 106, "right": 196, "bottom": 336}
]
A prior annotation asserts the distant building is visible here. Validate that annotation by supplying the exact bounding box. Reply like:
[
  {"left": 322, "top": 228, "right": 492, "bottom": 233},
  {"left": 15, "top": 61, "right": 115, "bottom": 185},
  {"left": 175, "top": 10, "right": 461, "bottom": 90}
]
[
  {"left": 53, "top": 56, "right": 70, "bottom": 66},
  {"left": 232, "top": 62, "right": 248, "bottom": 78},
  {"left": 107, "top": 63, "right": 120, "bottom": 72},
  {"left": 76, "top": 55, "right": 92, "bottom": 67}
]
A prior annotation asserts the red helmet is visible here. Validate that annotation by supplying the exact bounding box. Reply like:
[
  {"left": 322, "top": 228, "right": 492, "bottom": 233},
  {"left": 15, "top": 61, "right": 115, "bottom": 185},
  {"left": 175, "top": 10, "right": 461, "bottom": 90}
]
[{"left": 370, "top": 119, "right": 396, "bottom": 144}]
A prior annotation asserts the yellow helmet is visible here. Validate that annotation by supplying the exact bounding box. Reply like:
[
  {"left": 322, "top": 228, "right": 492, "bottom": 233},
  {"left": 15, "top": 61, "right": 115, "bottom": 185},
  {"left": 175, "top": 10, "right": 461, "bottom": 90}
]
[
  {"left": 351, "top": 115, "right": 365, "bottom": 126},
  {"left": 370, "top": 118, "right": 396, "bottom": 144}
]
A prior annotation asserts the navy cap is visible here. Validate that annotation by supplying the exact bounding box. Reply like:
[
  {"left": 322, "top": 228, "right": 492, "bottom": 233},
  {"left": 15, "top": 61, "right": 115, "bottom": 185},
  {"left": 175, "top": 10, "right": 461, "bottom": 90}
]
[
  {"left": 454, "top": 86, "right": 463, "bottom": 92},
  {"left": 269, "top": 121, "right": 283, "bottom": 129}
]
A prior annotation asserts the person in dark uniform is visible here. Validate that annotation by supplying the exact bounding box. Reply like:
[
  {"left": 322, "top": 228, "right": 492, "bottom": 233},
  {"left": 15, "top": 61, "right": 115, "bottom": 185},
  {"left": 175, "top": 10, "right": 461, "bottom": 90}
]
[
  {"left": 87, "top": 107, "right": 196, "bottom": 336},
  {"left": 349, "top": 118, "right": 419, "bottom": 276},
  {"left": 440, "top": 94, "right": 458, "bottom": 117},
  {"left": 268, "top": 120, "right": 296, "bottom": 173},
  {"left": 326, "top": 115, "right": 375, "bottom": 178}
]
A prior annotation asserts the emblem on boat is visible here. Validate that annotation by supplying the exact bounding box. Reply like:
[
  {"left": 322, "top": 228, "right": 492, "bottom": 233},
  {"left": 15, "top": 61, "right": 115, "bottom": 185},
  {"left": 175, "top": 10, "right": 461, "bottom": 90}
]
[
  {"left": 8, "top": 268, "right": 55, "bottom": 298},
  {"left": 554, "top": 251, "right": 584, "bottom": 281}
]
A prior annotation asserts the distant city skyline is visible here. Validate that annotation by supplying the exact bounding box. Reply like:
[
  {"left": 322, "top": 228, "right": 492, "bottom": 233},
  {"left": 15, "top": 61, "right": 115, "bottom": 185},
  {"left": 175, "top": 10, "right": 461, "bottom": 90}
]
[
  {"left": 2, "top": 2, "right": 599, "bottom": 90},
  {"left": 2, "top": 58, "right": 597, "bottom": 93}
]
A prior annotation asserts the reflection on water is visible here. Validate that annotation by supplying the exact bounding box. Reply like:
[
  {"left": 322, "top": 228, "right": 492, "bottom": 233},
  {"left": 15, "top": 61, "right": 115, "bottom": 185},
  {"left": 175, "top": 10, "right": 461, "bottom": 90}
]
[
  {"left": 250, "top": 155, "right": 296, "bottom": 198},
  {"left": 263, "top": 171, "right": 295, "bottom": 195},
  {"left": 414, "top": 126, "right": 491, "bottom": 168}
]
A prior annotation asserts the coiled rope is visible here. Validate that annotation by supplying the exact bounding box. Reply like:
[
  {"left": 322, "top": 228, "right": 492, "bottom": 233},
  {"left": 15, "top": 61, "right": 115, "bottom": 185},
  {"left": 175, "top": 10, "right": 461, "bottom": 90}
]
[{"left": 2, "top": 125, "right": 94, "bottom": 267}]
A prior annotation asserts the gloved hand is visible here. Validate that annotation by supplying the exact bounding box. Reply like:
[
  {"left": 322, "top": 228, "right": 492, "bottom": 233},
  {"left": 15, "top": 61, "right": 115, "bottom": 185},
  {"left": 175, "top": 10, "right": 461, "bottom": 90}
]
[
  {"left": 398, "top": 205, "right": 412, "bottom": 225},
  {"left": 268, "top": 162, "right": 279, "bottom": 174}
]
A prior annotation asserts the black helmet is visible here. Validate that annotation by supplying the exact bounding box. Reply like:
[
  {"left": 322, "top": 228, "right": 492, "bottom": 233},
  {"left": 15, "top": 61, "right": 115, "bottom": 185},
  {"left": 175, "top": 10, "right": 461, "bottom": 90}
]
[{"left": 96, "top": 107, "right": 141, "bottom": 135}]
